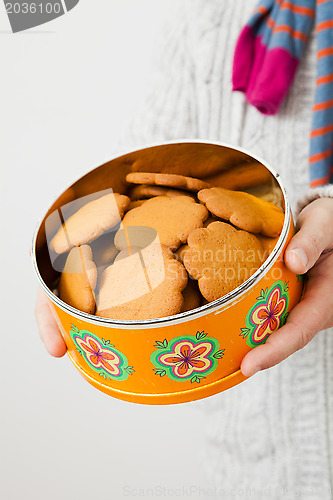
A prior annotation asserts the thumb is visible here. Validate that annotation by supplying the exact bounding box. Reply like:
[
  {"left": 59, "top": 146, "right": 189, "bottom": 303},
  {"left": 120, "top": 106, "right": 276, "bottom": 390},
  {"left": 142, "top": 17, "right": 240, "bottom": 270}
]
[{"left": 285, "top": 200, "right": 333, "bottom": 275}]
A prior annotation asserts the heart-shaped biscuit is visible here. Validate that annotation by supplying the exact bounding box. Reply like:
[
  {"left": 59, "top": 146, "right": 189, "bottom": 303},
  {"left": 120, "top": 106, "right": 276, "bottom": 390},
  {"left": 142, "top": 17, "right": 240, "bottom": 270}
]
[{"left": 183, "top": 221, "right": 264, "bottom": 302}]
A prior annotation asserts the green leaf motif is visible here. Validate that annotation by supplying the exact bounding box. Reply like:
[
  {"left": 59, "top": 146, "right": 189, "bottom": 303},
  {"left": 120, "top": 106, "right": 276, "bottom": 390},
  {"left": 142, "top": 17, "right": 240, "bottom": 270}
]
[
  {"left": 296, "top": 274, "right": 304, "bottom": 282},
  {"left": 102, "top": 338, "right": 114, "bottom": 347},
  {"left": 281, "top": 312, "right": 289, "bottom": 326},
  {"left": 256, "top": 287, "right": 268, "bottom": 301},
  {"left": 71, "top": 325, "right": 79, "bottom": 334},
  {"left": 153, "top": 369, "right": 166, "bottom": 377},
  {"left": 196, "top": 331, "right": 208, "bottom": 340},
  {"left": 240, "top": 328, "right": 251, "bottom": 338},
  {"left": 124, "top": 366, "right": 135, "bottom": 375},
  {"left": 213, "top": 349, "right": 225, "bottom": 359},
  {"left": 191, "top": 374, "right": 206, "bottom": 384},
  {"left": 283, "top": 281, "right": 289, "bottom": 292},
  {"left": 154, "top": 339, "right": 169, "bottom": 349},
  {"left": 76, "top": 348, "right": 82, "bottom": 355}
]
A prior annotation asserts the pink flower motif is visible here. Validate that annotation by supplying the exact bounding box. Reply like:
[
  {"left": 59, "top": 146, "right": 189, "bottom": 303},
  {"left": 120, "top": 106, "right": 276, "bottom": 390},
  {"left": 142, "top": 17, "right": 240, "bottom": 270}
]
[
  {"left": 251, "top": 287, "right": 287, "bottom": 343},
  {"left": 75, "top": 334, "right": 122, "bottom": 377},
  {"left": 158, "top": 340, "right": 214, "bottom": 379}
]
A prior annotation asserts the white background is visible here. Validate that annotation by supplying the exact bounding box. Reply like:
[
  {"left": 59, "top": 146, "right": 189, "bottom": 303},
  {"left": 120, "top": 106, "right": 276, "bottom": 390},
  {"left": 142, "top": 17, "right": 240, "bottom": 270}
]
[{"left": 0, "top": 2, "right": 209, "bottom": 499}]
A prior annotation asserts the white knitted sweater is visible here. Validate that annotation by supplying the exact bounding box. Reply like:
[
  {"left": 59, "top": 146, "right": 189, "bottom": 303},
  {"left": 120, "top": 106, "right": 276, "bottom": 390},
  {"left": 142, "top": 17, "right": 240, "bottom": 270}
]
[{"left": 124, "top": 1, "right": 333, "bottom": 498}]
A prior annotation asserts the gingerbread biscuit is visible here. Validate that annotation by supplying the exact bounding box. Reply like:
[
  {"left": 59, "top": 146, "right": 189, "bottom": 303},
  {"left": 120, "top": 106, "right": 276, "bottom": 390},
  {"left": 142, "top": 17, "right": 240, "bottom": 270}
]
[
  {"left": 198, "top": 187, "right": 284, "bottom": 237},
  {"left": 114, "top": 246, "right": 142, "bottom": 262},
  {"left": 115, "top": 196, "right": 208, "bottom": 250},
  {"left": 50, "top": 193, "right": 130, "bottom": 254},
  {"left": 90, "top": 231, "right": 119, "bottom": 268},
  {"left": 96, "top": 246, "right": 188, "bottom": 320},
  {"left": 126, "top": 200, "right": 147, "bottom": 211},
  {"left": 245, "top": 183, "right": 284, "bottom": 210},
  {"left": 181, "top": 280, "right": 201, "bottom": 312},
  {"left": 129, "top": 184, "right": 195, "bottom": 201},
  {"left": 183, "top": 221, "right": 264, "bottom": 302},
  {"left": 114, "top": 225, "right": 158, "bottom": 254},
  {"left": 126, "top": 143, "right": 250, "bottom": 177},
  {"left": 126, "top": 172, "right": 210, "bottom": 192},
  {"left": 204, "top": 161, "right": 272, "bottom": 190},
  {"left": 203, "top": 216, "right": 220, "bottom": 228},
  {"left": 59, "top": 245, "right": 97, "bottom": 314},
  {"left": 175, "top": 244, "right": 190, "bottom": 265},
  {"left": 256, "top": 234, "right": 280, "bottom": 260},
  {"left": 174, "top": 245, "right": 197, "bottom": 279}
]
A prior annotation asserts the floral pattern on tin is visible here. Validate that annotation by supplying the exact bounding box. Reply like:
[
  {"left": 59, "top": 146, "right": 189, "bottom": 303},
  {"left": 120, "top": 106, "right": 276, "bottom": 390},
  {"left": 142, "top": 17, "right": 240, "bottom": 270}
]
[
  {"left": 70, "top": 325, "right": 134, "bottom": 381},
  {"left": 240, "top": 281, "right": 289, "bottom": 349},
  {"left": 151, "top": 331, "right": 224, "bottom": 383}
]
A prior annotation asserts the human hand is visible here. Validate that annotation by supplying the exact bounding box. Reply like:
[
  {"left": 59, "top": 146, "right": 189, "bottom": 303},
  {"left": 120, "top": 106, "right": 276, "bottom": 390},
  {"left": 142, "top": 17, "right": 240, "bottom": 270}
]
[
  {"left": 241, "top": 197, "right": 333, "bottom": 377},
  {"left": 35, "top": 287, "right": 67, "bottom": 357}
]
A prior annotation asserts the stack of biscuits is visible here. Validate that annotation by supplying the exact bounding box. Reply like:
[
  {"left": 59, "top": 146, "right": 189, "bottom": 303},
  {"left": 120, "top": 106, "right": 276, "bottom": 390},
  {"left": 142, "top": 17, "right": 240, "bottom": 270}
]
[{"left": 49, "top": 164, "right": 285, "bottom": 321}]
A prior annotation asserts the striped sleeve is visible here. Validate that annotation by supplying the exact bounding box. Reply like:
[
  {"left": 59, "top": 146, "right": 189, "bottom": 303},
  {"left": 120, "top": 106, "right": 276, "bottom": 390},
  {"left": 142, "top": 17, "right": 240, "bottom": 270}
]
[{"left": 309, "top": 0, "right": 333, "bottom": 187}]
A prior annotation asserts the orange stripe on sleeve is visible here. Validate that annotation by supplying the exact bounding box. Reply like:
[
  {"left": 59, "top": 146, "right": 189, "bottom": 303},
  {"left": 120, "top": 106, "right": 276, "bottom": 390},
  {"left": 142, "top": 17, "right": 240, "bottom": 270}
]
[
  {"left": 317, "top": 20, "right": 333, "bottom": 32},
  {"left": 267, "top": 17, "right": 275, "bottom": 29},
  {"left": 281, "top": 2, "right": 315, "bottom": 17},
  {"left": 310, "top": 175, "right": 330, "bottom": 187},
  {"left": 313, "top": 99, "right": 333, "bottom": 111},
  {"left": 318, "top": 47, "right": 333, "bottom": 59},
  {"left": 310, "top": 124, "right": 333, "bottom": 138},
  {"left": 266, "top": 17, "right": 309, "bottom": 41},
  {"left": 255, "top": 6, "right": 269, "bottom": 15},
  {"left": 309, "top": 149, "right": 332, "bottom": 163},
  {"left": 273, "top": 25, "right": 308, "bottom": 41},
  {"left": 317, "top": 74, "right": 333, "bottom": 85}
]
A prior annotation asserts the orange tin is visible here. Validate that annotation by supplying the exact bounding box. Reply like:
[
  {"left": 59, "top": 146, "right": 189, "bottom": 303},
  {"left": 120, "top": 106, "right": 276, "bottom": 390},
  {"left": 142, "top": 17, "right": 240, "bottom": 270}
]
[{"left": 32, "top": 141, "right": 304, "bottom": 404}]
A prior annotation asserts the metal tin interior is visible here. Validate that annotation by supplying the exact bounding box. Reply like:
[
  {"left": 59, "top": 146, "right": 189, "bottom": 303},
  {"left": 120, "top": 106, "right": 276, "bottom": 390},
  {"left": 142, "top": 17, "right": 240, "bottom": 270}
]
[{"left": 32, "top": 140, "right": 291, "bottom": 329}]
